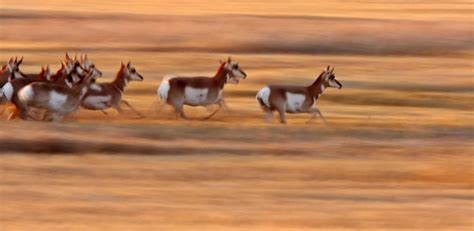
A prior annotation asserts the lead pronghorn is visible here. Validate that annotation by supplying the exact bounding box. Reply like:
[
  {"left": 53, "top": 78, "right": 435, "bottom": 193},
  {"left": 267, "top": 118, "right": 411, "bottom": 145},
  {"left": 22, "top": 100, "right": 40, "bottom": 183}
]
[
  {"left": 16, "top": 66, "right": 95, "bottom": 121},
  {"left": 157, "top": 57, "right": 247, "bottom": 119},
  {"left": 256, "top": 66, "right": 342, "bottom": 124},
  {"left": 81, "top": 62, "right": 144, "bottom": 117}
]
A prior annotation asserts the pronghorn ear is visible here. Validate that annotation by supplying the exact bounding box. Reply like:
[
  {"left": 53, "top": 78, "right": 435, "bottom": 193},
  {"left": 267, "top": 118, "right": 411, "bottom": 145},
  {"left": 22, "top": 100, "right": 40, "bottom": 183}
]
[
  {"left": 17, "top": 57, "right": 23, "bottom": 65},
  {"left": 219, "top": 60, "right": 224, "bottom": 64},
  {"left": 8, "top": 57, "right": 14, "bottom": 64},
  {"left": 227, "top": 56, "right": 232, "bottom": 63},
  {"left": 65, "top": 52, "right": 71, "bottom": 60},
  {"left": 127, "top": 61, "right": 131, "bottom": 68},
  {"left": 330, "top": 66, "right": 334, "bottom": 73},
  {"left": 121, "top": 61, "right": 125, "bottom": 67},
  {"left": 326, "top": 65, "right": 330, "bottom": 71}
]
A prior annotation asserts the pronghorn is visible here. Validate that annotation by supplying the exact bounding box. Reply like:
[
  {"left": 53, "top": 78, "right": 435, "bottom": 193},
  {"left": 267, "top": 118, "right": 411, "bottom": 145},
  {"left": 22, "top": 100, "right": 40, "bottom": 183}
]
[
  {"left": 256, "top": 66, "right": 342, "bottom": 124},
  {"left": 16, "top": 66, "right": 95, "bottom": 121},
  {"left": 81, "top": 62, "right": 144, "bottom": 117},
  {"left": 3, "top": 65, "right": 54, "bottom": 120},
  {"left": 157, "top": 57, "right": 247, "bottom": 119}
]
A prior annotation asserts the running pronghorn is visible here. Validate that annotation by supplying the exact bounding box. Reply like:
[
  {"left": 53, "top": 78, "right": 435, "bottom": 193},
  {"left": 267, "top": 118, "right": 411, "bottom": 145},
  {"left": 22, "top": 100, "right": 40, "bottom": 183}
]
[
  {"left": 3, "top": 65, "right": 53, "bottom": 120},
  {"left": 81, "top": 62, "right": 144, "bottom": 117},
  {"left": 256, "top": 66, "right": 342, "bottom": 124},
  {"left": 16, "top": 66, "right": 95, "bottom": 121},
  {"left": 157, "top": 57, "right": 247, "bottom": 119}
]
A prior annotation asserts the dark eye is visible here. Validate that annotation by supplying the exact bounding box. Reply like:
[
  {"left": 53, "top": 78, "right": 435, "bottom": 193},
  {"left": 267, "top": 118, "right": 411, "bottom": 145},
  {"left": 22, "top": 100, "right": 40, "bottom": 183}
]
[
  {"left": 90, "top": 64, "right": 95, "bottom": 68},
  {"left": 234, "top": 65, "right": 239, "bottom": 69},
  {"left": 131, "top": 69, "right": 136, "bottom": 73}
]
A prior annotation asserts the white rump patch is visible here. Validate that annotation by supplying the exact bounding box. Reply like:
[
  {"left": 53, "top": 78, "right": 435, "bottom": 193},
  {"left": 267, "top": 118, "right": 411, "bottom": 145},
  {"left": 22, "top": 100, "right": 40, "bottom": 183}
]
[
  {"left": 256, "top": 87, "right": 271, "bottom": 108},
  {"left": 184, "top": 87, "right": 208, "bottom": 106},
  {"left": 285, "top": 92, "right": 307, "bottom": 112},
  {"left": 157, "top": 75, "right": 176, "bottom": 101},
  {"left": 89, "top": 83, "right": 103, "bottom": 91},
  {"left": 1, "top": 82, "right": 14, "bottom": 102},
  {"left": 83, "top": 95, "right": 112, "bottom": 109},
  {"left": 18, "top": 85, "right": 34, "bottom": 104},
  {"left": 48, "top": 91, "right": 67, "bottom": 111}
]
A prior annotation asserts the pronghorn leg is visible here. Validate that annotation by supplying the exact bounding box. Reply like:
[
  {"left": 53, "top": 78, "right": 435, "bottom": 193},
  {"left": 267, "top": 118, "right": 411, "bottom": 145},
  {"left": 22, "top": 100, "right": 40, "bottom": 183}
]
[
  {"left": 277, "top": 108, "right": 287, "bottom": 124},
  {"left": 272, "top": 100, "right": 287, "bottom": 124},
  {"left": 120, "top": 100, "right": 144, "bottom": 118},
  {"left": 263, "top": 109, "right": 273, "bottom": 122},
  {"left": 51, "top": 114, "right": 64, "bottom": 122},
  {"left": 174, "top": 105, "right": 188, "bottom": 120},
  {"left": 170, "top": 103, "right": 187, "bottom": 120},
  {"left": 149, "top": 99, "right": 166, "bottom": 117},
  {"left": 7, "top": 107, "right": 18, "bottom": 120},
  {"left": 202, "top": 103, "right": 222, "bottom": 120},
  {"left": 114, "top": 104, "right": 124, "bottom": 114},
  {"left": 168, "top": 95, "right": 187, "bottom": 120},
  {"left": 307, "top": 108, "right": 327, "bottom": 125},
  {"left": 218, "top": 98, "right": 231, "bottom": 113}
]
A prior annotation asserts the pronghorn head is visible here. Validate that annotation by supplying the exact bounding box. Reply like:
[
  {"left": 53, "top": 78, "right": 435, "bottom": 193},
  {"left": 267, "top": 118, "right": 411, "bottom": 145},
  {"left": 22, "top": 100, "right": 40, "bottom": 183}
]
[
  {"left": 81, "top": 54, "right": 103, "bottom": 79},
  {"left": 221, "top": 57, "right": 247, "bottom": 84},
  {"left": 2, "top": 57, "right": 17, "bottom": 72},
  {"left": 10, "top": 57, "right": 26, "bottom": 80},
  {"left": 65, "top": 61, "right": 85, "bottom": 87},
  {"left": 321, "top": 66, "right": 342, "bottom": 89},
  {"left": 39, "top": 65, "right": 53, "bottom": 81},
  {"left": 64, "top": 52, "right": 79, "bottom": 74},
  {"left": 122, "top": 61, "right": 144, "bottom": 81}
]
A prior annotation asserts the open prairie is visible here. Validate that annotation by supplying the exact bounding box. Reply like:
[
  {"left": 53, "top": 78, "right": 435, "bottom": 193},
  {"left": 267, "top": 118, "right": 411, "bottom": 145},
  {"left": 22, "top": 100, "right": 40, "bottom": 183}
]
[{"left": 0, "top": 1, "right": 473, "bottom": 230}]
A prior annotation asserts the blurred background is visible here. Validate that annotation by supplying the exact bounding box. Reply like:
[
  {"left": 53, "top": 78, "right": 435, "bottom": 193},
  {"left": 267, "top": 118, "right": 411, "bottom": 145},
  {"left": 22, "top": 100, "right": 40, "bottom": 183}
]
[{"left": 0, "top": 1, "right": 473, "bottom": 230}]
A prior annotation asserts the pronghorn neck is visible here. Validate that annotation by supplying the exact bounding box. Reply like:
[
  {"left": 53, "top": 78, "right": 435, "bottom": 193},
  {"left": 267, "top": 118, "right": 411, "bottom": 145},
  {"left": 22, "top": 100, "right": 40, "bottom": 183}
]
[
  {"left": 72, "top": 74, "right": 92, "bottom": 99},
  {"left": 112, "top": 67, "right": 129, "bottom": 93},
  {"left": 213, "top": 63, "right": 230, "bottom": 88},
  {"left": 309, "top": 73, "right": 326, "bottom": 100}
]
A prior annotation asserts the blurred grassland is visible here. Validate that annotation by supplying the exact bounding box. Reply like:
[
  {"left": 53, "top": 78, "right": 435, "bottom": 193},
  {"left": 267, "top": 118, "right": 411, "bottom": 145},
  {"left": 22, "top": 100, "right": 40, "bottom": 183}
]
[{"left": 1, "top": 1, "right": 473, "bottom": 230}]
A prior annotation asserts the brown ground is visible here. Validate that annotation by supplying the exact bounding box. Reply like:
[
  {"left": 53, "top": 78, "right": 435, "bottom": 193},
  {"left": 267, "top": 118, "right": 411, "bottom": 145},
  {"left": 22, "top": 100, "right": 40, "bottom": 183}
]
[{"left": 1, "top": 1, "right": 473, "bottom": 230}]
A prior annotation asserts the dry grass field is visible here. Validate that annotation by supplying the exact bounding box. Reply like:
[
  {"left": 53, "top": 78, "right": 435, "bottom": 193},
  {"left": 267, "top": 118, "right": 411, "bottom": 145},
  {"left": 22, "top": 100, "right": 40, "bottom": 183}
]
[{"left": 1, "top": 1, "right": 473, "bottom": 230}]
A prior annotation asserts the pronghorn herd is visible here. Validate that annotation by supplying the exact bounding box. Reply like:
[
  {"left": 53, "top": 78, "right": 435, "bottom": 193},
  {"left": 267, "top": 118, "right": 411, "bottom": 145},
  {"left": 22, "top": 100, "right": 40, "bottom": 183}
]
[{"left": 1, "top": 54, "right": 342, "bottom": 124}]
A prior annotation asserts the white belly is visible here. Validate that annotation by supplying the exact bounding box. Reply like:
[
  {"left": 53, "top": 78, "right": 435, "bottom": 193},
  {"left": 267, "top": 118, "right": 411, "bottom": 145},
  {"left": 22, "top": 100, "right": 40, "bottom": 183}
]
[
  {"left": 48, "top": 91, "right": 68, "bottom": 111},
  {"left": 89, "top": 83, "right": 103, "bottom": 91},
  {"left": 285, "top": 92, "right": 308, "bottom": 112},
  {"left": 83, "top": 95, "right": 112, "bottom": 109},
  {"left": 184, "top": 87, "right": 209, "bottom": 106}
]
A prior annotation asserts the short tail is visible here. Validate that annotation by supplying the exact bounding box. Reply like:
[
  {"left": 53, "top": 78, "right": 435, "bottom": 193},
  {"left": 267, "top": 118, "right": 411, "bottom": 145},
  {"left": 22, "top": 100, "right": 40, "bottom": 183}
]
[{"left": 157, "top": 75, "right": 175, "bottom": 101}]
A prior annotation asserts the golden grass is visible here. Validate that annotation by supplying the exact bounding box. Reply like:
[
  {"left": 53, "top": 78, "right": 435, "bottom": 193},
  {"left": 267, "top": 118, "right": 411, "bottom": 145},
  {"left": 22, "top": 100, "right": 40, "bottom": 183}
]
[{"left": 1, "top": 1, "right": 473, "bottom": 230}]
